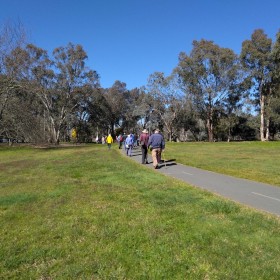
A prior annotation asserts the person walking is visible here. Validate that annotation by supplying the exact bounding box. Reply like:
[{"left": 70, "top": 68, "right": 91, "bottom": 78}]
[
  {"left": 125, "top": 133, "right": 134, "bottom": 156},
  {"left": 139, "top": 129, "right": 149, "bottom": 164},
  {"left": 148, "top": 129, "right": 165, "bottom": 169},
  {"left": 106, "top": 133, "right": 113, "bottom": 149},
  {"left": 117, "top": 134, "right": 123, "bottom": 149}
]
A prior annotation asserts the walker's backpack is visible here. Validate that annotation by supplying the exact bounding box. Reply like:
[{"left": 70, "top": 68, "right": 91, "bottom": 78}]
[{"left": 119, "top": 135, "right": 123, "bottom": 142}]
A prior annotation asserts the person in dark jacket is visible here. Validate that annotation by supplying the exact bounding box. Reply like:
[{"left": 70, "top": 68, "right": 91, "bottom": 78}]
[
  {"left": 148, "top": 129, "right": 165, "bottom": 169},
  {"left": 117, "top": 134, "right": 123, "bottom": 149},
  {"left": 139, "top": 129, "right": 149, "bottom": 164}
]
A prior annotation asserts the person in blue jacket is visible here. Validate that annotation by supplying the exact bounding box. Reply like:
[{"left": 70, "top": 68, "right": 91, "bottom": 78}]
[
  {"left": 148, "top": 129, "right": 165, "bottom": 169},
  {"left": 125, "top": 133, "right": 134, "bottom": 157}
]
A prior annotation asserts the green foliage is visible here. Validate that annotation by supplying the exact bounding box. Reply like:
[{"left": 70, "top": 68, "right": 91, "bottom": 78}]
[
  {"left": 240, "top": 29, "right": 274, "bottom": 141},
  {"left": 176, "top": 39, "right": 243, "bottom": 142},
  {"left": 2, "top": 27, "right": 280, "bottom": 143}
]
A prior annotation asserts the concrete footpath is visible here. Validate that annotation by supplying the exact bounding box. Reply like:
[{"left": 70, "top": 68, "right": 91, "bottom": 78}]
[{"left": 123, "top": 146, "right": 280, "bottom": 217}]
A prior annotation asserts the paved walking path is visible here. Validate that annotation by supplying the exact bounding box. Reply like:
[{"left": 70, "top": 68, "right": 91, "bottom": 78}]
[{"left": 122, "top": 146, "right": 280, "bottom": 217}]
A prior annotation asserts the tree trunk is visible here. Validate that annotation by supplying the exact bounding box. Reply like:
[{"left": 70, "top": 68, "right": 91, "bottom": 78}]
[
  {"left": 207, "top": 118, "right": 214, "bottom": 142},
  {"left": 110, "top": 123, "right": 115, "bottom": 138},
  {"left": 260, "top": 93, "right": 266, "bottom": 141},
  {"left": 265, "top": 118, "right": 270, "bottom": 141},
  {"left": 207, "top": 106, "right": 214, "bottom": 142},
  {"left": 265, "top": 87, "right": 272, "bottom": 141},
  {"left": 48, "top": 116, "right": 60, "bottom": 144},
  {"left": 227, "top": 126, "right": 231, "bottom": 142}
]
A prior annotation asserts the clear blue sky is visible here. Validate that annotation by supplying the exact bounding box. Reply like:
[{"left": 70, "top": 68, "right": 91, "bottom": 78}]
[{"left": 1, "top": 0, "right": 279, "bottom": 89}]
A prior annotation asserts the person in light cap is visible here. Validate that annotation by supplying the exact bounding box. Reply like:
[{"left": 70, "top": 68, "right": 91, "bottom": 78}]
[
  {"left": 124, "top": 133, "right": 134, "bottom": 156},
  {"left": 148, "top": 129, "right": 165, "bottom": 169},
  {"left": 139, "top": 128, "right": 149, "bottom": 164}
]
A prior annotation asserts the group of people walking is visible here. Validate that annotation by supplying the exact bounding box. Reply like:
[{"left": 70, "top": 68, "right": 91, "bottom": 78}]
[{"left": 106, "top": 129, "right": 165, "bottom": 169}]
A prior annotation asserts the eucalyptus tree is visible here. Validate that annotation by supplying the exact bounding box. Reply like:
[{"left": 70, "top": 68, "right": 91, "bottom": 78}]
[
  {"left": 176, "top": 39, "right": 242, "bottom": 142},
  {"left": 0, "top": 81, "right": 43, "bottom": 143},
  {"left": 240, "top": 29, "right": 273, "bottom": 141},
  {"left": 0, "top": 76, "right": 17, "bottom": 131},
  {"left": 103, "top": 81, "right": 128, "bottom": 135},
  {"left": 4, "top": 44, "right": 56, "bottom": 142},
  {"left": 86, "top": 87, "right": 112, "bottom": 136},
  {"left": 0, "top": 20, "right": 28, "bottom": 141},
  {"left": 131, "top": 87, "right": 154, "bottom": 131},
  {"left": 146, "top": 72, "right": 182, "bottom": 141},
  {"left": 101, "top": 81, "right": 143, "bottom": 135},
  {"left": 122, "top": 87, "right": 143, "bottom": 132},
  {"left": 0, "top": 19, "right": 26, "bottom": 73},
  {"left": 216, "top": 64, "right": 248, "bottom": 141},
  {"left": 269, "top": 30, "right": 280, "bottom": 138},
  {"left": 66, "top": 85, "right": 102, "bottom": 143},
  {"left": 271, "top": 30, "right": 280, "bottom": 85},
  {"left": 5, "top": 42, "right": 100, "bottom": 144},
  {"left": 174, "top": 96, "right": 205, "bottom": 141},
  {"left": 50, "top": 43, "right": 99, "bottom": 143}
]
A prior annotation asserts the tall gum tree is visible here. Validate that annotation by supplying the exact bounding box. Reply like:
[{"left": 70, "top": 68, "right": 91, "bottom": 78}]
[
  {"left": 51, "top": 43, "right": 99, "bottom": 143},
  {"left": 176, "top": 40, "right": 240, "bottom": 142},
  {"left": 268, "top": 30, "right": 280, "bottom": 138},
  {"left": 146, "top": 72, "right": 181, "bottom": 141},
  {"left": 3, "top": 44, "right": 50, "bottom": 143},
  {"left": 240, "top": 29, "right": 272, "bottom": 141},
  {"left": 103, "top": 81, "right": 128, "bottom": 136},
  {"left": 0, "top": 20, "right": 27, "bottom": 141},
  {"left": 6, "top": 43, "right": 99, "bottom": 144}
]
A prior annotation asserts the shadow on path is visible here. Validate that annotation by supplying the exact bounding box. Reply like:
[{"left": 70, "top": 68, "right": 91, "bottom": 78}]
[{"left": 121, "top": 146, "right": 280, "bottom": 217}]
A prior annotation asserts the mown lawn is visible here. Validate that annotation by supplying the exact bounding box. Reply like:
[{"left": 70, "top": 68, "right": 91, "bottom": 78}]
[
  {"left": 164, "top": 141, "right": 280, "bottom": 186},
  {"left": 0, "top": 144, "right": 279, "bottom": 279}
]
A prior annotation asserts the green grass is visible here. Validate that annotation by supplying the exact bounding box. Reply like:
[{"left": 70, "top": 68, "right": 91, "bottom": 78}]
[
  {"left": 164, "top": 141, "right": 280, "bottom": 186},
  {"left": 0, "top": 144, "right": 280, "bottom": 279}
]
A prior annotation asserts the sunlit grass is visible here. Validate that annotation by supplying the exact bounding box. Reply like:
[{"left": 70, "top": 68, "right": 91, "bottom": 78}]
[
  {"left": 0, "top": 144, "right": 279, "bottom": 279},
  {"left": 164, "top": 141, "right": 280, "bottom": 186}
]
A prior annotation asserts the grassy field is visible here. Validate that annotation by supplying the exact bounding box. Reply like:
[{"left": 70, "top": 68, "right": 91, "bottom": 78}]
[
  {"left": 0, "top": 143, "right": 280, "bottom": 279},
  {"left": 164, "top": 141, "right": 280, "bottom": 187}
]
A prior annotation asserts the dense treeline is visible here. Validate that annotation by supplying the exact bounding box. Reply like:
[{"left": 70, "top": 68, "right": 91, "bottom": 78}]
[{"left": 0, "top": 21, "right": 280, "bottom": 144}]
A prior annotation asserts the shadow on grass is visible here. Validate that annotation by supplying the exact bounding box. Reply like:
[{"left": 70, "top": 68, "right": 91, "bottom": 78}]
[{"left": 35, "top": 144, "right": 89, "bottom": 150}]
